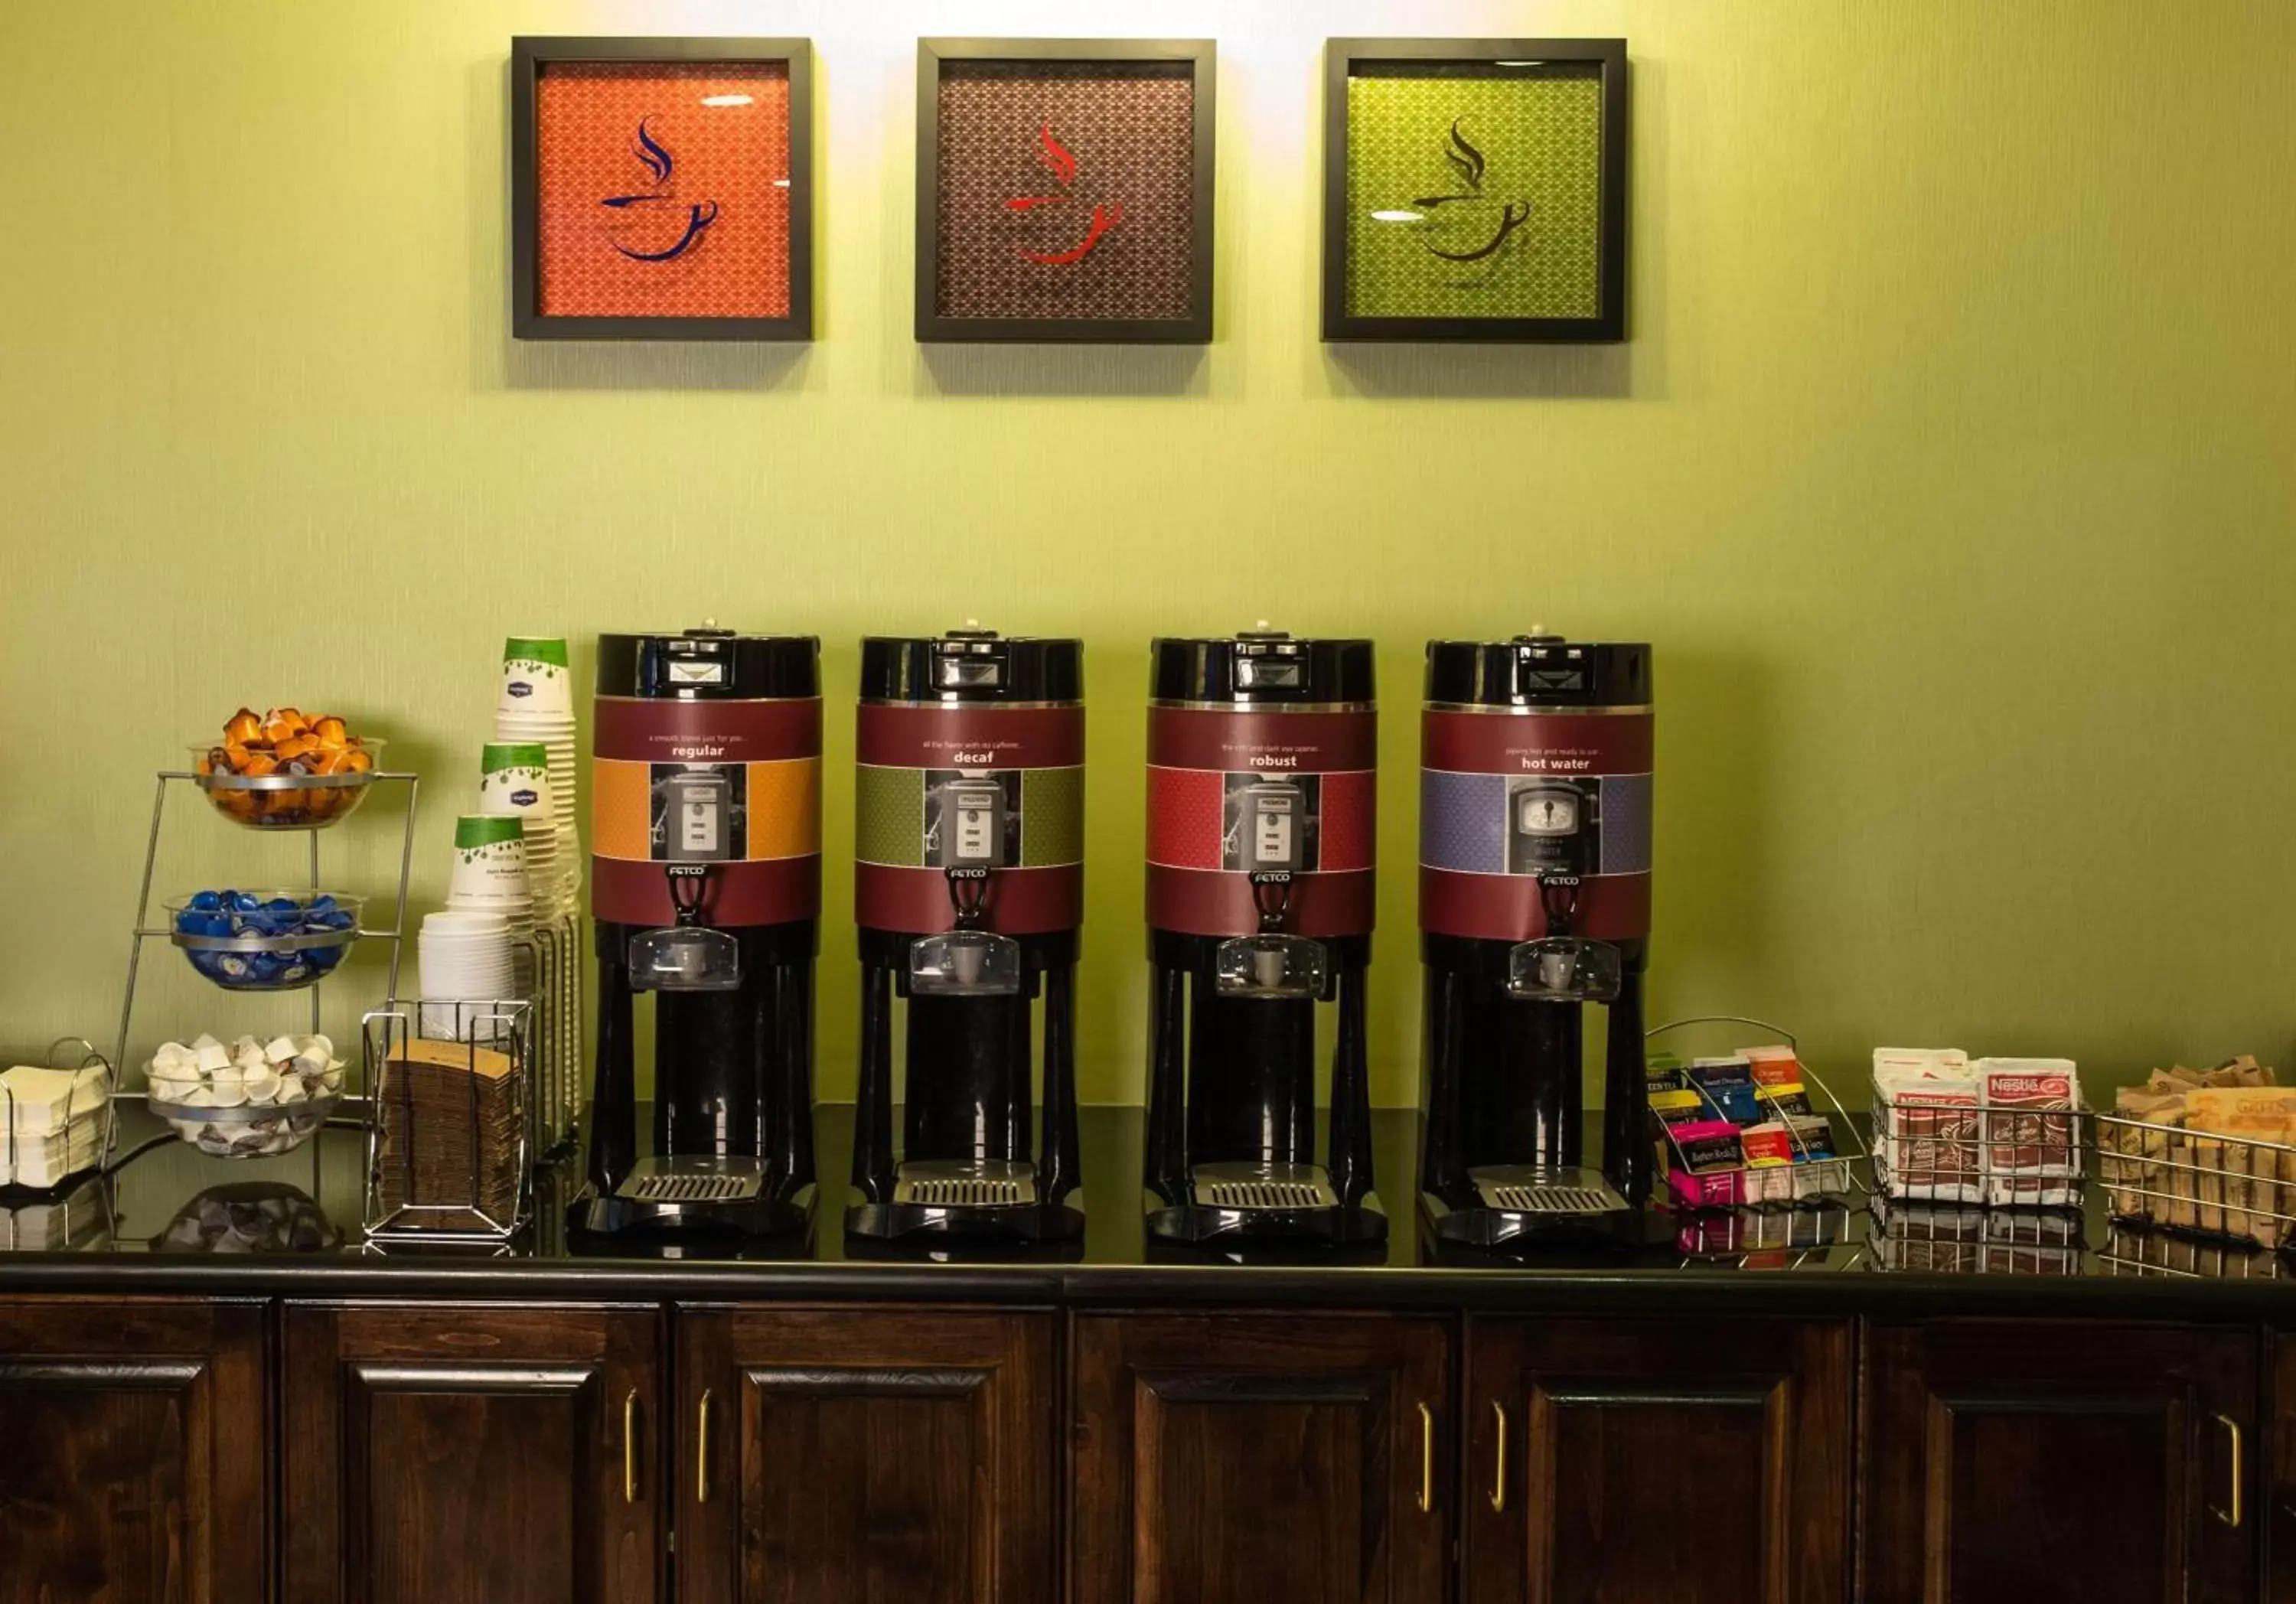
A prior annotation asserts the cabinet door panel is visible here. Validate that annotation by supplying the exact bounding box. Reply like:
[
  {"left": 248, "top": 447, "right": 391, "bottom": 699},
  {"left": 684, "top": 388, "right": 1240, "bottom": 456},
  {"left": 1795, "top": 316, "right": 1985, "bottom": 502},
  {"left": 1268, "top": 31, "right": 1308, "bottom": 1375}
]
[
  {"left": 677, "top": 1306, "right": 1054, "bottom": 1604},
  {"left": 283, "top": 1302, "right": 659, "bottom": 1604},
  {"left": 1071, "top": 1312, "right": 1451, "bottom": 1604},
  {"left": 2274, "top": 1333, "right": 2296, "bottom": 1603},
  {"left": 1861, "top": 1321, "right": 2253, "bottom": 1604},
  {"left": 1466, "top": 1316, "right": 1851, "bottom": 1604},
  {"left": 0, "top": 1298, "right": 266, "bottom": 1604}
]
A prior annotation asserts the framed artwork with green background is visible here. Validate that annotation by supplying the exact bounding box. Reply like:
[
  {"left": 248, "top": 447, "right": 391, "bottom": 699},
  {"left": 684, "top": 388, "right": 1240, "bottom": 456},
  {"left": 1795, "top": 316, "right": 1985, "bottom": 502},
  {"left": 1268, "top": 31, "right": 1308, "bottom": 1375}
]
[{"left": 1322, "top": 39, "right": 1627, "bottom": 342}]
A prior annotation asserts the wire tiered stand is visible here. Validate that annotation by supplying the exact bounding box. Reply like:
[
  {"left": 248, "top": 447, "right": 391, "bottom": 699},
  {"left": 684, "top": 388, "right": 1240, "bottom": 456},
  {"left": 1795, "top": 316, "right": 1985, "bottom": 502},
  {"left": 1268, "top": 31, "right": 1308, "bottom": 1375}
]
[
  {"left": 1647, "top": 1017, "right": 1864, "bottom": 1270},
  {"left": 105, "top": 762, "right": 419, "bottom": 1173}
]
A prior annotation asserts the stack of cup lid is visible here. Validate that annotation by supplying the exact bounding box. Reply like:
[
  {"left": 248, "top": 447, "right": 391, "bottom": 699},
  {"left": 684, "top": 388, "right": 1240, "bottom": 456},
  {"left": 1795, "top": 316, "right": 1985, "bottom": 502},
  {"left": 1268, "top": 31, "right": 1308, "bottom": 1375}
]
[
  {"left": 478, "top": 743, "right": 572, "bottom": 921},
  {"left": 491, "top": 637, "right": 579, "bottom": 911},
  {"left": 416, "top": 908, "right": 519, "bottom": 1042}
]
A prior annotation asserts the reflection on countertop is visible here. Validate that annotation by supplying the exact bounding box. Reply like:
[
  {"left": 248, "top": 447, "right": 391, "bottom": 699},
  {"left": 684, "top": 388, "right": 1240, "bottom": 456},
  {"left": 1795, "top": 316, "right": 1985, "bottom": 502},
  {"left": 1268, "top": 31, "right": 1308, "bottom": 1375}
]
[{"left": 2, "top": 1104, "right": 2292, "bottom": 1304}]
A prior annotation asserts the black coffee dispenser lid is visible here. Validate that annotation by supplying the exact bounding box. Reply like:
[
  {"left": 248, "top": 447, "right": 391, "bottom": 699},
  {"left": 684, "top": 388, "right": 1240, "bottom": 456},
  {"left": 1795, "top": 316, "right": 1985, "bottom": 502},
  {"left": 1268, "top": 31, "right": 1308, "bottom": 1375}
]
[
  {"left": 1150, "top": 630, "right": 1375, "bottom": 705},
  {"left": 1424, "top": 634, "right": 1651, "bottom": 709},
  {"left": 597, "top": 628, "right": 820, "bottom": 699},
  {"left": 859, "top": 628, "right": 1083, "bottom": 703}
]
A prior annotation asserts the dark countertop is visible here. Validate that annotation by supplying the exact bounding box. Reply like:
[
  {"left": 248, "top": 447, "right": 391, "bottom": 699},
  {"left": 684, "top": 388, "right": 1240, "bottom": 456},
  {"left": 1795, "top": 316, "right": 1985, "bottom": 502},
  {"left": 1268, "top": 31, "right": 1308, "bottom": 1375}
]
[{"left": 2, "top": 1104, "right": 2290, "bottom": 1319}]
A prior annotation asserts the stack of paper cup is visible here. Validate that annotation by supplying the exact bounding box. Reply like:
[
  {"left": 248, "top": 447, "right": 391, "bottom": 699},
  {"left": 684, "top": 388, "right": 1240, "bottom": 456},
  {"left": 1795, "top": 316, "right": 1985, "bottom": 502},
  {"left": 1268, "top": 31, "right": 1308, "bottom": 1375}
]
[
  {"left": 478, "top": 743, "right": 569, "bottom": 919},
  {"left": 492, "top": 637, "right": 580, "bottom": 910},
  {"left": 416, "top": 911, "right": 517, "bottom": 1042},
  {"left": 445, "top": 813, "right": 533, "bottom": 999}
]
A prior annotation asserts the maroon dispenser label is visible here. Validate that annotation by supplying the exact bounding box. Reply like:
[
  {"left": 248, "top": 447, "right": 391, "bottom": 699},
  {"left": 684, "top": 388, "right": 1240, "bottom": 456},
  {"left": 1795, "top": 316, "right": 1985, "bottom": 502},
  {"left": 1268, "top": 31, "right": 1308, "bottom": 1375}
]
[
  {"left": 1146, "top": 706, "right": 1377, "bottom": 939},
  {"left": 591, "top": 696, "right": 822, "bottom": 928},
  {"left": 1420, "top": 707, "right": 1652, "bottom": 943},
  {"left": 856, "top": 703, "right": 1084, "bottom": 769},
  {"left": 853, "top": 700, "right": 1084, "bottom": 937},
  {"left": 595, "top": 695, "right": 821, "bottom": 763}
]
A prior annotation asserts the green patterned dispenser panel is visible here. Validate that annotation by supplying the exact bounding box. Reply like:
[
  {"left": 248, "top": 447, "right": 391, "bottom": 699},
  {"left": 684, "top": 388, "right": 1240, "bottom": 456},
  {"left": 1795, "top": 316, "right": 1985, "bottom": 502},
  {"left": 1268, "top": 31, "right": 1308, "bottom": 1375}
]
[
  {"left": 855, "top": 767, "right": 928, "bottom": 868},
  {"left": 1345, "top": 70, "right": 1604, "bottom": 320},
  {"left": 854, "top": 765, "right": 1083, "bottom": 868},
  {"left": 1019, "top": 766, "right": 1084, "bottom": 867}
]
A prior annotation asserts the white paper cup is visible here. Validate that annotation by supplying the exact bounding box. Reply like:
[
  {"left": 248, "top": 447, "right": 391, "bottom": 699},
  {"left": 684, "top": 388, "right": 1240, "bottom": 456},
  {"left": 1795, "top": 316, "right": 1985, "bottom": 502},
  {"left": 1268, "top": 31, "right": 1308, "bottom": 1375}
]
[
  {"left": 498, "top": 637, "right": 572, "bottom": 716},
  {"left": 447, "top": 815, "right": 530, "bottom": 905}
]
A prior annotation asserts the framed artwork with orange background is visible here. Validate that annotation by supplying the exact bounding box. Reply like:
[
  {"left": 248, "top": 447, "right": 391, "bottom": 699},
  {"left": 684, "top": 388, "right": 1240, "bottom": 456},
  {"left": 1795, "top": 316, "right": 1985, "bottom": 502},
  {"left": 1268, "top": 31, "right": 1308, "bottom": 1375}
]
[
  {"left": 512, "top": 37, "right": 814, "bottom": 341},
  {"left": 917, "top": 39, "right": 1215, "bottom": 344}
]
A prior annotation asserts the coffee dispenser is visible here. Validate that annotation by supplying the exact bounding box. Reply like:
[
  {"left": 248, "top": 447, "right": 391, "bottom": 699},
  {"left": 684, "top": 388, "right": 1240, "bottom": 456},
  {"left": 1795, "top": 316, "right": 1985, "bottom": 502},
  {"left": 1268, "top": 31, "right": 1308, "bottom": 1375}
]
[
  {"left": 1142, "top": 631, "right": 1384, "bottom": 1245},
  {"left": 583, "top": 629, "right": 821, "bottom": 1235},
  {"left": 1417, "top": 634, "right": 1654, "bottom": 1247},
  {"left": 846, "top": 629, "right": 1086, "bottom": 1244}
]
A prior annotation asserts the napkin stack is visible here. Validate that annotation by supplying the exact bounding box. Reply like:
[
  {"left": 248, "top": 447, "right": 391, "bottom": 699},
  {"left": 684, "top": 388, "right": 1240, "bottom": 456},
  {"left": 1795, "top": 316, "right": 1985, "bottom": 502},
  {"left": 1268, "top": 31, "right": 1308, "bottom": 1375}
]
[{"left": 0, "top": 1061, "right": 112, "bottom": 1189}]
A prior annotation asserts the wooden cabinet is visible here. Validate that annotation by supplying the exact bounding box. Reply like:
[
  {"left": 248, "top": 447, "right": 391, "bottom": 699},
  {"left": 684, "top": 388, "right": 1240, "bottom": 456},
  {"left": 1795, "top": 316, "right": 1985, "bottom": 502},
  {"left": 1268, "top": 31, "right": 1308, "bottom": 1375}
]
[
  {"left": 0, "top": 1296, "right": 267, "bottom": 1604},
  {"left": 1069, "top": 1310, "right": 1452, "bottom": 1604},
  {"left": 2270, "top": 1332, "right": 2296, "bottom": 1603},
  {"left": 674, "top": 1304, "right": 1055, "bottom": 1604},
  {"left": 1861, "top": 1320, "right": 2255, "bottom": 1604},
  {"left": 1463, "top": 1315, "right": 1854, "bottom": 1604},
  {"left": 281, "top": 1301, "right": 660, "bottom": 1604}
]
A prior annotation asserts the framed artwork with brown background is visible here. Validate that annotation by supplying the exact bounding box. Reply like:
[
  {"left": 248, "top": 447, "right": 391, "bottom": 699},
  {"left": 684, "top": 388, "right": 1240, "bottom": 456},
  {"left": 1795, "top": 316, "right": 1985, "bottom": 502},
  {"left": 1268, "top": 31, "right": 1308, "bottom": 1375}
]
[
  {"left": 511, "top": 37, "right": 814, "bottom": 341},
  {"left": 1322, "top": 39, "right": 1627, "bottom": 343},
  {"left": 917, "top": 39, "right": 1215, "bottom": 344}
]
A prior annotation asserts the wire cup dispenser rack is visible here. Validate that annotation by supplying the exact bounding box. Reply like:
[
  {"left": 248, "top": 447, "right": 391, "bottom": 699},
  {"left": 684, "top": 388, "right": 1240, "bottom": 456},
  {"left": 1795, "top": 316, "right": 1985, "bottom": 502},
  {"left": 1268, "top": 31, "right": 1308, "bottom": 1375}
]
[
  {"left": 361, "top": 998, "right": 535, "bottom": 1243},
  {"left": 103, "top": 767, "right": 419, "bottom": 1179},
  {"left": 522, "top": 910, "right": 582, "bottom": 1158},
  {"left": 1647, "top": 1017, "right": 1865, "bottom": 1215}
]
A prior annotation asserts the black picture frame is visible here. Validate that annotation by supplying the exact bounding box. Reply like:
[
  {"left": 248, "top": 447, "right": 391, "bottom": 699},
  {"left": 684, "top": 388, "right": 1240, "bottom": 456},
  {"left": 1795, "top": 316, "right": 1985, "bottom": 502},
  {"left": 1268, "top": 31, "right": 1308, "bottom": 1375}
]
[
  {"left": 1321, "top": 38, "right": 1628, "bottom": 344},
  {"left": 510, "top": 35, "right": 815, "bottom": 341},
  {"left": 916, "top": 37, "right": 1216, "bottom": 345}
]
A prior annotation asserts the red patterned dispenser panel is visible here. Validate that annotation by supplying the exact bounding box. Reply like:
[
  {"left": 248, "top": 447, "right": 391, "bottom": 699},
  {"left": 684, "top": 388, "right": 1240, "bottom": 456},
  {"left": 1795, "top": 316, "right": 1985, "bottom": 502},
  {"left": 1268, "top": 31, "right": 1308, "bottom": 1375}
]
[
  {"left": 934, "top": 64, "right": 1195, "bottom": 321},
  {"left": 536, "top": 62, "right": 791, "bottom": 319},
  {"left": 1145, "top": 707, "right": 1377, "bottom": 939},
  {"left": 1419, "top": 709, "right": 1652, "bottom": 942}
]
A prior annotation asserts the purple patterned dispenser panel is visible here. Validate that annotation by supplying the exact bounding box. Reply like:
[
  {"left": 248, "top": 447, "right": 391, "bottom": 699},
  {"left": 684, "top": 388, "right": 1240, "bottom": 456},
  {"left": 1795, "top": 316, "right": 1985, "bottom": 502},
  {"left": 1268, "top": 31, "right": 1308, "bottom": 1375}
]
[{"left": 1419, "top": 770, "right": 1651, "bottom": 877}]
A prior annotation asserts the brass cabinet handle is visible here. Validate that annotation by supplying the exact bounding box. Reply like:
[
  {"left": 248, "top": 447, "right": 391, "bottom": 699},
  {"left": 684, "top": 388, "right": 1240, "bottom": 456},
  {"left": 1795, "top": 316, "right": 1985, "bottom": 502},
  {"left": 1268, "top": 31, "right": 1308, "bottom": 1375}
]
[
  {"left": 697, "top": 1388, "right": 714, "bottom": 1505},
  {"left": 1417, "top": 1401, "right": 1435, "bottom": 1514},
  {"left": 2212, "top": 1413, "right": 2244, "bottom": 1528},
  {"left": 1489, "top": 1400, "right": 1508, "bottom": 1512},
  {"left": 622, "top": 1389, "right": 638, "bottom": 1505}
]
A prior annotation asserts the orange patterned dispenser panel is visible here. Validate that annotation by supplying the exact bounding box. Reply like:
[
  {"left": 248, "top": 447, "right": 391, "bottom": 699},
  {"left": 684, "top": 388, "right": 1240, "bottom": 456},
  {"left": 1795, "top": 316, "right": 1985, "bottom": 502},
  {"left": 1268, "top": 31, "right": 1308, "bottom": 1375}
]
[
  {"left": 592, "top": 758, "right": 820, "bottom": 862},
  {"left": 536, "top": 62, "right": 791, "bottom": 318},
  {"left": 743, "top": 758, "right": 820, "bottom": 860}
]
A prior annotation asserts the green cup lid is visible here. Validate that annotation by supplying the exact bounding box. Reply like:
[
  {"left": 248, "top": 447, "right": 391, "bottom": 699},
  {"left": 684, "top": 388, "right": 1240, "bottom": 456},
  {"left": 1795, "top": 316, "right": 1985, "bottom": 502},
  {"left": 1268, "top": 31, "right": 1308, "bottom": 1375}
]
[
  {"left": 503, "top": 637, "right": 569, "bottom": 667},
  {"left": 480, "top": 742, "right": 550, "bottom": 771},
  {"left": 453, "top": 814, "right": 526, "bottom": 849}
]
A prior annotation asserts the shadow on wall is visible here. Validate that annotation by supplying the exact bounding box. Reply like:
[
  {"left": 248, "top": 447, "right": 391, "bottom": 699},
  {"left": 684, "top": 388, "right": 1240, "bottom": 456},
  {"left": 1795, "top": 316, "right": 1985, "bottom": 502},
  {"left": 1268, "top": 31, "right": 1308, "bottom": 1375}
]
[
  {"left": 501, "top": 341, "right": 811, "bottom": 394},
  {"left": 1645, "top": 644, "right": 1777, "bottom": 1029},
  {"left": 1322, "top": 341, "right": 1632, "bottom": 400},
  {"left": 915, "top": 342, "right": 1208, "bottom": 399}
]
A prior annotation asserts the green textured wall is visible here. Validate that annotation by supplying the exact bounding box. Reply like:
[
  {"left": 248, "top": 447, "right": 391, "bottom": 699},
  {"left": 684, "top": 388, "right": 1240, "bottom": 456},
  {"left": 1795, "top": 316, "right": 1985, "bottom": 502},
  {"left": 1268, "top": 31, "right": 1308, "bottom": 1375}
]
[{"left": 4, "top": 1, "right": 2294, "bottom": 1107}]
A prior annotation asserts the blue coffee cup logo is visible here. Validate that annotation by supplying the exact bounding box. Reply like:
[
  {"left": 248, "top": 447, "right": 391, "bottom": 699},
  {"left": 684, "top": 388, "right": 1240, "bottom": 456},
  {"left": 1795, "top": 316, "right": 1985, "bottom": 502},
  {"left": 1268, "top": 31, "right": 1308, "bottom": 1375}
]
[
  {"left": 507, "top": 681, "right": 533, "bottom": 699},
  {"left": 511, "top": 788, "right": 539, "bottom": 808}
]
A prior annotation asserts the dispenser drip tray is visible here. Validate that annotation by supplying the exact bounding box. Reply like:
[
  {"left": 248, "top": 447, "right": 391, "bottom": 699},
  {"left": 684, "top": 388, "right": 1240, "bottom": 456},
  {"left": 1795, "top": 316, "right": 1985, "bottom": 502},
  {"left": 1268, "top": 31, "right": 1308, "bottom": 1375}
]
[
  {"left": 1471, "top": 1165, "right": 1628, "bottom": 1216},
  {"left": 1191, "top": 1161, "right": 1339, "bottom": 1212},
  {"left": 893, "top": 1159, "right": 1039, "bottom": 1209},
  {"left": 616, "top": 1156, "right": 768, "bottom": 1205}
]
